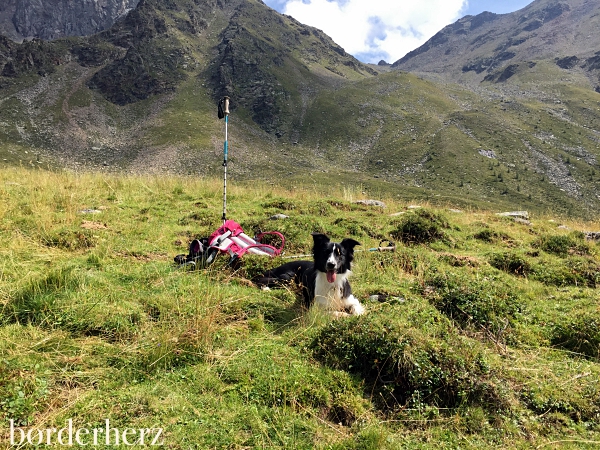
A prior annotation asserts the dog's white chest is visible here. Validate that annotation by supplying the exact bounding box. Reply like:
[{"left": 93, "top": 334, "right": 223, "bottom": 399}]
[
  {"left": 313, "top": 271, "right": 364, "bottom": 315},
  {"left": 314, "top": 272, "right": 345, "bottom": 307}
]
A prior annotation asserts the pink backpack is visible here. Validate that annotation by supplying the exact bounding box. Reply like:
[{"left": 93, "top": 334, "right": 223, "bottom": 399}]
[
  {"left": 175, "top": 220, "right": 285, "bottom": 268},
  {"left": 208, "top": 220, "right": 285, "bottom": 259}
]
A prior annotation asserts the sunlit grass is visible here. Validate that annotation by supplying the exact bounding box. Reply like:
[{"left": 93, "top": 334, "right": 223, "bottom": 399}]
[{"left": 0, "top": 167, "right": 598, "bottom": 448}]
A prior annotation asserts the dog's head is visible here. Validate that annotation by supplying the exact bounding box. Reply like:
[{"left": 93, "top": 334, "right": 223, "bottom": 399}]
[{"left": 311, "top": 233, "right": 360, "bottom": 283}]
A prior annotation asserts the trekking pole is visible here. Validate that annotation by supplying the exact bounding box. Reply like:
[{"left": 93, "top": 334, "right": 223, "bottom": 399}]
[
  {"left": 218, "top": 96, "right": 230, "bottom": 223},
  {"left": 368, "top": 240, "right": 396, "bottom": 252}
]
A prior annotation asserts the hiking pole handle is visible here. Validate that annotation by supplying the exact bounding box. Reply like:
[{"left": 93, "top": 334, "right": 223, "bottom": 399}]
[{"left": 223, "top": 96, "right": 230, "bottom": 115}]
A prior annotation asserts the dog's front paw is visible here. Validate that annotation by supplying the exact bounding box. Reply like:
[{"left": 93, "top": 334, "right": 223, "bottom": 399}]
[{"left": 349, "top": 303, "right": 365, "bottom": 316}]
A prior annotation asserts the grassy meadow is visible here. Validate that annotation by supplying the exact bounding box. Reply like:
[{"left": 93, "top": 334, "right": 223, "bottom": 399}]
[{"left": 0, "top": 166, "right": 599, "bottom": 448}]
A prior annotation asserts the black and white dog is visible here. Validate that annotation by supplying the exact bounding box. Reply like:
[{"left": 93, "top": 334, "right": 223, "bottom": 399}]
[{"left": 254, "top": 233, "right": 365, "bottom": 316}]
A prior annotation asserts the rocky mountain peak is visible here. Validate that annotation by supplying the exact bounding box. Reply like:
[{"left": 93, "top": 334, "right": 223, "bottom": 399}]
[{"left": 392, "top": 0, "right": 600, "bottom": 86}]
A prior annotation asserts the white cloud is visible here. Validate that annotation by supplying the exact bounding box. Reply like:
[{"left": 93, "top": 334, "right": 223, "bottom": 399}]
[{"left": 281, "top": 0, "right": 468, "bottom": 63}]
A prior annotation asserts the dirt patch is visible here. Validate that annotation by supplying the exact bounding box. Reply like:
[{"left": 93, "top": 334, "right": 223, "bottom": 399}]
[{"left": 81, "top": 221, "right": 107, "bottom": 230}]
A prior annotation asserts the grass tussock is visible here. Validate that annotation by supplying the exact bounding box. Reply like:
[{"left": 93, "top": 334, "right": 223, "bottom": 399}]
[
  {"left": 422, "top": 270, "right": 523, "bottom": 341},
  {"left": 0, "top": 167, "right": 599, "bottom": 448}
]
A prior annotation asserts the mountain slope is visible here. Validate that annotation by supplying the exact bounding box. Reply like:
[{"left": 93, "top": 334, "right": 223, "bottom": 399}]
[
  {"left": 0, "top": 0, "right": 140, "bottom": 42},
  {"left": 392, "top": 0, "right": 600, "bottom": 88},
  {"left": 296, "top": 67, "right": 600, "bottom": 217},
  {"left": 0, "top": 0, "right": 376, "bottom": 170}
]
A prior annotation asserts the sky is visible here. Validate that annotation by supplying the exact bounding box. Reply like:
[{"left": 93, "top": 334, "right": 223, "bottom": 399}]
[{"left": 262, "top": 0, "right": 534, "bottom": 64}]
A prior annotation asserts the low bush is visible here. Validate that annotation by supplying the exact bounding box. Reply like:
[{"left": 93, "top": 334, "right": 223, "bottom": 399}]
[
  {"left": 390, "top": 209, "right": 448, "bottom": 245},
  {"left": 261, "top": 198, "right": 297, "bottom": 211},
  {"left": 521, "top": 384, "right": 600, "bottom": 422},
  {"left": 307, "top": 200, "right": 334, "bottom": 216},
  {"left": 550, "top": 315, "right": 600, "bottom": 359},
  {"left": 531, "top": 256, "right": 600, "bottom": 288},
  {"left": 311, "top": 315, "right": 509, "bottom": 414},
  {"left": 488, "top": 251, "right": 531, "bottom": 276},
  {"left": 473, "top": 229, "right": 496, "bottom": 242},
  {"left": 534, "top": 233, "right": 590, "bottom": 257},
  {"left": 423, "top": 271, "right": 522, "bottom": 339}
]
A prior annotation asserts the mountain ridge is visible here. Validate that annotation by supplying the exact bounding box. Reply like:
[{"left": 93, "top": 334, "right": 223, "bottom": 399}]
[{"left": 392, "top": 0, "right": 600, "bottom": 88}]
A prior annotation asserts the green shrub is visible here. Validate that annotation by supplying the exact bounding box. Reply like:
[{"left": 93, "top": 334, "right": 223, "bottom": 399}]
[
  {"left": 390, "top": 209, "right": 448, "bottom": 245},
  {"left": 488, "top": 252, "right": 532, "bottom": 276},
  {"left": 531, "top": 256, "right": 600, "bottom": 288},
  {"left": 307, "top": 200, "right": 334, "bottom": 216},
  {"left": 473, "top": 229, "right": 497, "bottom": 242},
  {"left": 534, "top": 233, "right": 590, "bottom": 257},
  {"left": 311, "top": 315, "right": 508, "bottom": 414},
  {"left": 521, "top": 390, "right": 581, "bottom": 421},
  {"left": 333, "top": 217, "right": 384, "bottom": 239},
  {"left": 551, "top": 315, "right": 600, "bottom": 359},
  {"left": 261, "top": 198, "right": 296, "bottom": 210},
  {"left": 423, "top": 271, "right": 522, "bottom": 338},
  {"left": 521, "top": 386, "right": 600, "bottom": 422}
]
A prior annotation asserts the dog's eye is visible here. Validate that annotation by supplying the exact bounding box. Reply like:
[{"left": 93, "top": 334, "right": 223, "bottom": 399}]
[{"left": 335, "top": 247, "right": 340, "bottom": 255}]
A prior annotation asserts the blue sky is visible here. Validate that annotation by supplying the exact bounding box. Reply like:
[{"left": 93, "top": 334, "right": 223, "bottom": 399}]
[{"left": 262, "top": 0, "right": 533, "bottom": 63}]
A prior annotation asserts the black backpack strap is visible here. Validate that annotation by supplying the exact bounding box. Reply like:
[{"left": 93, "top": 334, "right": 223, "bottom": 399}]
[
  {"left": 189, "top": 239, "right": 204, "bottom": 258},
  {"left": 174, "top": 237, "right": 210, "bottom": 268}
]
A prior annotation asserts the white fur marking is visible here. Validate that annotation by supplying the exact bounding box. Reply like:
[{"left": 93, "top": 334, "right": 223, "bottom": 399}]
[{"left": 326, "top": 252, "right": 337, "bottom": 267}]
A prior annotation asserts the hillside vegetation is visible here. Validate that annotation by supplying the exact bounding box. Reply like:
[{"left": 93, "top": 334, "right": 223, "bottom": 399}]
[{"left": 1, "top": 167, "right": 599, "bottom": 448}]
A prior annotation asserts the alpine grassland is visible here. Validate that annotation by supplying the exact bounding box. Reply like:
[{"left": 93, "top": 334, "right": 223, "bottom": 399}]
[{"left": 0, "top": 166, "right": 599, "bottom": 449}]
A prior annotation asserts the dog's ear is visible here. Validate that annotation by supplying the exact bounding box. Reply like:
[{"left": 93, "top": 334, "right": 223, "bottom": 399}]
[
  {"left": 340, "top": 238, "right": 361, "bottom": 252},
  {"left": 311, "top": 233, "right": 330, "bottom": 246}
]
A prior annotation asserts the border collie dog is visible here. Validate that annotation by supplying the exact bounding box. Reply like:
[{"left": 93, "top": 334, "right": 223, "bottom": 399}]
[{"left": 255, "top": 233, "right": 365, "bottom": 316}]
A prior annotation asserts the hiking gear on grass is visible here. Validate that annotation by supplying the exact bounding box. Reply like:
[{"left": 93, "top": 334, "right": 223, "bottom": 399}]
[{"left": 175, "top": 220, "right": 284, "bottom": 269}]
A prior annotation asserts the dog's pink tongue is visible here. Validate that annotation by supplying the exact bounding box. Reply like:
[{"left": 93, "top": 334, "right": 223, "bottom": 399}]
[{"left": 327, "top": 270, "right": 336, "bottom": 283}]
